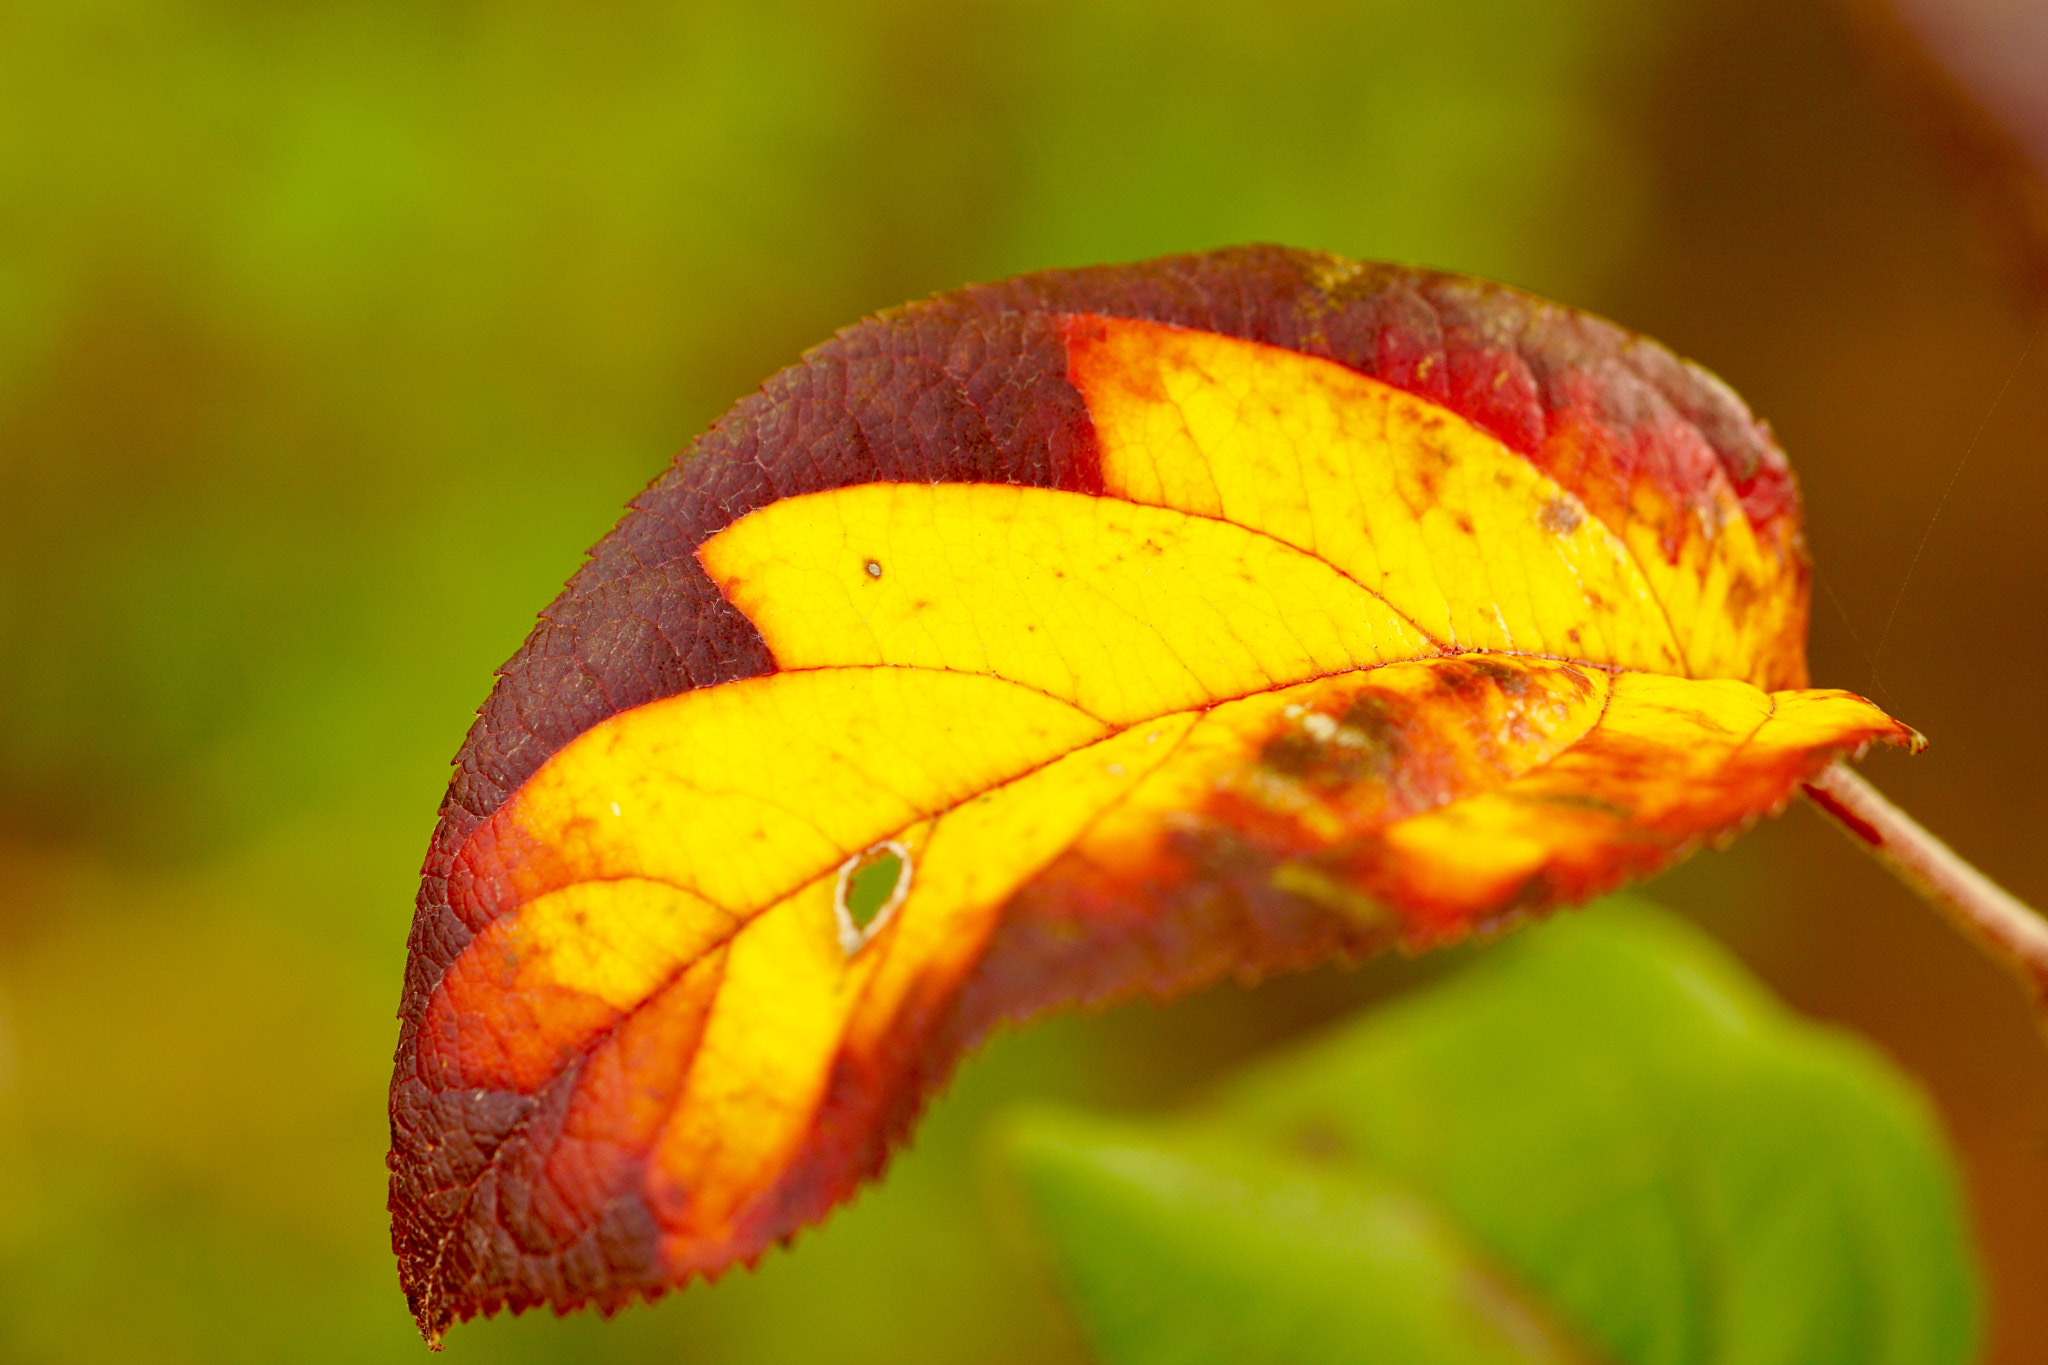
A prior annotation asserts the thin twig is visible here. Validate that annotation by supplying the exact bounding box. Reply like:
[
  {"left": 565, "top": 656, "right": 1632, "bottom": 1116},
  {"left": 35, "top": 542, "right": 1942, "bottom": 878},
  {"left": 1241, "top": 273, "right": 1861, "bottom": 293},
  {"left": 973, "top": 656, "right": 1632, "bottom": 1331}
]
[{"left": 1803, "top": 761, "right": 2048, "bottom": 1007}]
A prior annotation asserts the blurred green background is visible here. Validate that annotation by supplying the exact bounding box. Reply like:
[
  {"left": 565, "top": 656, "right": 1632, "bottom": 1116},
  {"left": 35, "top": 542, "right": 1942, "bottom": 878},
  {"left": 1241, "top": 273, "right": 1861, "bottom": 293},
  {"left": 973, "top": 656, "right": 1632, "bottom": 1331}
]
[{"left": 1, "top": 0, "right": 2043, "bottom": 1361}]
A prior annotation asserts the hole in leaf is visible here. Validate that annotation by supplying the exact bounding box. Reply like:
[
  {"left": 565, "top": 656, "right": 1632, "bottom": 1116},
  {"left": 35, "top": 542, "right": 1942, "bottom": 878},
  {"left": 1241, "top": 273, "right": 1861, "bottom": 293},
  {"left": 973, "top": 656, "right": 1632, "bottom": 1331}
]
[
  {"left": 863, "top": 558, "right": 882, "bottom": 579},
  {"left": 843, "top": 851, "right": 901, "bottom": 927},
  {"left": 833, "top": 840, "right": 911, "bottom": 955}
]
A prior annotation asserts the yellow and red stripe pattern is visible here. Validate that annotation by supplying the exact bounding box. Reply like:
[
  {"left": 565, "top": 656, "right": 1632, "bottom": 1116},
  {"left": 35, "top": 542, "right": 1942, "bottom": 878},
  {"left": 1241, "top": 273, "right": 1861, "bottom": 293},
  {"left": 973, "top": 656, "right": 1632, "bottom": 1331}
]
[{"left": 390, "top": 250, "right": 1909, "bottom": 1342}]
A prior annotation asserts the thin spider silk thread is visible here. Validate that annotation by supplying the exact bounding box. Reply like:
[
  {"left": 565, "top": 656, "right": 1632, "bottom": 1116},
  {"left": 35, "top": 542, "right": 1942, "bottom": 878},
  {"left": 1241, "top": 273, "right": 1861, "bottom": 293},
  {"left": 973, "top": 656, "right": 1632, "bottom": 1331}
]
[
  {"left": 1817, "top": 567, "right": 1885, "bottom": 705},
  {"left": 1867, "top": 314, "right": 2045, "bottom": 696}
]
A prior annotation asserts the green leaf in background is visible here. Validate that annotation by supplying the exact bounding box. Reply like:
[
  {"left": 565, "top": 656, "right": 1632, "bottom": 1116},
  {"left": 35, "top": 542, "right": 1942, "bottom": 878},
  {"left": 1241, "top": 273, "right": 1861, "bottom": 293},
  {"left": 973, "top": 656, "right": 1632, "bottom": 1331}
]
[{"left": 997, "top": 901, "right": 1981, "bottom": 1365}]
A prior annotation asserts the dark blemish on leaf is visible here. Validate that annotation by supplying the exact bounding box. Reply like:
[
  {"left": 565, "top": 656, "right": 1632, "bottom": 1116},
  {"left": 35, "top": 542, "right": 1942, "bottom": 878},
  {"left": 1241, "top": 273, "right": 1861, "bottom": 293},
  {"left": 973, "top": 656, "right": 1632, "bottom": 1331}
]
[
  {"left": 1455, "top": 515, "right": 1476, "bottom": 536},
  {"left": 1338, "top": 694, "right": 1406, "bottom": 743},
  {"left": 864, "top": 559, "right": 883, "bottom": 579},
  {"left": 1539, "top": 498, "right": 1583, "bottom": 535},
  {"left": 1262, "top": 693, "right": 1407, "bottom": 788},
  {"left": 1429, "top": 661, "right": 1475, "bottom": 694},
  {"left": 1723, "top": 572, "right": 1760, "bottom": 629},
  {"left": 1467, "top": 657, "right": 1530, "bottom": 694},
  {"left": 1567, "top": 628, "right": 1581, "bottom": 644}
]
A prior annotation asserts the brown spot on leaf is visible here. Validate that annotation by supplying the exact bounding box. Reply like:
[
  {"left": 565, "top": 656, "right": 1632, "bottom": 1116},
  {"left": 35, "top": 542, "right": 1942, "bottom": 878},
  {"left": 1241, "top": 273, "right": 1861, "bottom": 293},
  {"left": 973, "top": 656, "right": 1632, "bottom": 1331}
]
[
  {"left": 1260, "top": 693, "right": 1409, "bottom": 790},
  {"left": 1722, "top": 572, "right": 1761, "bottom": 630},
  {"left": 1538, "top": 497, "right": 1583, "bottom": 535},
  {"left": 1467, "top": 656, "right": 1532, "bottom": 695}
]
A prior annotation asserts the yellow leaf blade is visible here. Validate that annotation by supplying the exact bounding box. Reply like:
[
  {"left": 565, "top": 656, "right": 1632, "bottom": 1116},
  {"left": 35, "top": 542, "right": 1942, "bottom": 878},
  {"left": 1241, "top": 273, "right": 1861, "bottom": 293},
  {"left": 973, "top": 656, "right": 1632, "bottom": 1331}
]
[
  {"left": 1069, "top": 316, "right": 1692, "bottom": 676},
  {"left": 699, "top": 481, "right": 1429, "bottom": 723}
]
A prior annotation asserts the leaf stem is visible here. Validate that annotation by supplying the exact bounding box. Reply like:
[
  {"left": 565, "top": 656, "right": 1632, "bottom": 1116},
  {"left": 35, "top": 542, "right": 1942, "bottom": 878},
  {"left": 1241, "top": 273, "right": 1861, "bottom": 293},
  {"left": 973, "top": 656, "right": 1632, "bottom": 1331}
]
[{"left": 1803, "top": 761, "right": 2048, "bottom": 1006}]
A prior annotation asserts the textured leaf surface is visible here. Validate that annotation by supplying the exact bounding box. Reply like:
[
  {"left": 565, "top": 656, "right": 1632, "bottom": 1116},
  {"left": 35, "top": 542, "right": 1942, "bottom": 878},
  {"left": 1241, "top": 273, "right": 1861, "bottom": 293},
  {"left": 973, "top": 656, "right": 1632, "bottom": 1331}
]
[
  {"left": 998, "top": 902, "right": 1980, "bottom": 1365},
  {"left": 388, "top": 248, "right": 1916, "bottom": 1340}
]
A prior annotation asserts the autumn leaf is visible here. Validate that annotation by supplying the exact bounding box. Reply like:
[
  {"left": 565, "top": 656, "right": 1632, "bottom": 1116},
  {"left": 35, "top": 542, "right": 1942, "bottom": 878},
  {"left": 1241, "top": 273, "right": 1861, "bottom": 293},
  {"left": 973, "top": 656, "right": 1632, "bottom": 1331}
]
[{"left": 387, "top": 246, "right": 1914, "bottom": 1343}]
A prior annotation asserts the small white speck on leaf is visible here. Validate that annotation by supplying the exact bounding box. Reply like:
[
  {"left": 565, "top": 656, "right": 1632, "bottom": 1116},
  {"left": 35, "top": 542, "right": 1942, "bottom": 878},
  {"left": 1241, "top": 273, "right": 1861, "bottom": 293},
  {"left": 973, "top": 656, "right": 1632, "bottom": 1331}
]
[{"left": 610, "top": 802, "right": 622, "bottom": 817}]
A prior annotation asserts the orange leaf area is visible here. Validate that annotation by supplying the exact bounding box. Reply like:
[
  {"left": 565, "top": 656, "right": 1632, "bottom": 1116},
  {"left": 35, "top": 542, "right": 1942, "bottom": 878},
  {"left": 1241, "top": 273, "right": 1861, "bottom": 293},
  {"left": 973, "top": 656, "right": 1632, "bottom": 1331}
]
[{"left": 391, "top": 269, "right": 1914, "bottom": 1340}]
